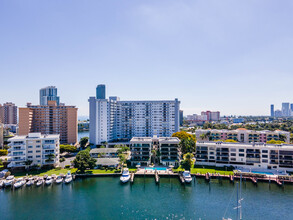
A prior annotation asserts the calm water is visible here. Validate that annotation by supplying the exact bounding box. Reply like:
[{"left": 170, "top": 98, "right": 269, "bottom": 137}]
[
  {"left": 78, "top": 131, "right": 89, "bottom": 141},
  {"left": 1, "top": 177, "right": 293, "bottom": 220}
]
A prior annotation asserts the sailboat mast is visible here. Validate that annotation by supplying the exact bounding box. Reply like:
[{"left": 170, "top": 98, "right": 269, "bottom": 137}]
[
  {"left": 236, "top": 182, "right": 239, "bottom": 220},
  {"left": 240, "top": 174, "right": 242, "bottom": 220}
]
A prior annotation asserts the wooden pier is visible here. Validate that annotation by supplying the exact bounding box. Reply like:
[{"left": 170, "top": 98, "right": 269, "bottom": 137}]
[
  {"left": 155, "top": 170, "right": 160, "bottom": 184},
  {"left": 178, "top": 172, "right": 185, "bottom": 184},
  {"left": 130, "top": 173, "right": 135, "bottom": 183}
]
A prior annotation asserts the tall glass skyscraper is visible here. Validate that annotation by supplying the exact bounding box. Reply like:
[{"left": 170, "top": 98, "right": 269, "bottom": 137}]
[
  {"left": 96, "top": 84, "right": 106, "bottom": 99},
  {"left": 270, "top": 104, "right": 274, "bottom": 117},
  {"left": 40, "top": 86, "right": 60, "bottom": 106}
]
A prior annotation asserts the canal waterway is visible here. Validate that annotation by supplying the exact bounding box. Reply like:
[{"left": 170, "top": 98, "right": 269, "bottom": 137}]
[{"left": 1, "top": 176, "right": 293, "bottom": 220}]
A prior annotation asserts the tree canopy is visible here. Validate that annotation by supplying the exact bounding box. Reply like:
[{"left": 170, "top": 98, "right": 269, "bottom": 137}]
[
  {"left": 180, "top": 153, "right": 195, "bottom": 170},
  {"left": 60, "top": 145, "right": 78, "bottom": 153},
  {"left": 73, "top": 150, "right": 97, "bottom": 172},
  {"left": 172, "top": 131, "right": 196, "bottom": 154},
  {"left": 80, "top": 137, "right": 89, "bottom": 148}
]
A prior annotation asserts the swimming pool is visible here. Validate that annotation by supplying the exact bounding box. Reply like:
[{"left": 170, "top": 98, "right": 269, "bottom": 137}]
[
  {"left": 145, "top": 167, "right": 167, "bottom": 171},
  {"left": 252, "top": 171, "right": 274, "bottom": 175}
]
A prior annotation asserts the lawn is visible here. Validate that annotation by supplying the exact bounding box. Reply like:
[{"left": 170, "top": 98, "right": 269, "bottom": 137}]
[
  {"left": 190, "top": 168, "right": 233, "bottom": 175},
  {"left": 12, "top": 168, "right": 77, "bottom": 177},
  {"left": 173, "top": 165, "right": 234, "bottom": 175},
  {"left": 77, "top": 169, "right": 121, "bottom": 174}
]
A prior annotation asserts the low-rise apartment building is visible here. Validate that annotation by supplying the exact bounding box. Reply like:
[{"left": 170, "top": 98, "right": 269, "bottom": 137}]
[
  {"left": 196, "top": 141, "right": 293, "bottom": 172},
  {"left": 195, "top": 128, "right": 290, "bottom": 143},
  {"left": 130, "top": 136, "right": 180, "bottom": 166},
  {"left": 7, "top": 133, "right": 60, "bottom": 168}
]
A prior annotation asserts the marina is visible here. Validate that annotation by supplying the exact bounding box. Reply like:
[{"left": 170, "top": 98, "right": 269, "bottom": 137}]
[{"left": 1, "top": 176, "right": 293, "bottom": 219}]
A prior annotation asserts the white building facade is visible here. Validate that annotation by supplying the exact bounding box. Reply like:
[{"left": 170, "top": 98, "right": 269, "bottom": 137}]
[
  {"left": 195, "top": 128, "right": 290, "bottom": 143},
  {"left": 8, "top": 133, "right": 60, "bottom": 168},
  {"left": 196, "top": 141, "right": 293, "bottom": 172},
  {"left": 89, "top": 85, "right": 180, "bottom": 145}
]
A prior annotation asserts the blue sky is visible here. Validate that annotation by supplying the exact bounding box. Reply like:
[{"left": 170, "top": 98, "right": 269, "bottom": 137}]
[{"left": 1, "top": 1, "right": 293, "bottom": 117}]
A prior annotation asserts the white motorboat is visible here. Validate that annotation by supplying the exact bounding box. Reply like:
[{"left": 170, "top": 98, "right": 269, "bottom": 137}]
[
  {"left": 36, "top": 178, "right": 44, "bottom": 187},
  {"left": 4, "top": 175, "right": 15, "bottom": 187},
  {"left": 0, "top": 180, "right": 4, "bottom": 188},
  {"left": 14, "top": 178, "right": 26, "bottom": 189},
  {"left": 120, "top": 168, "right": 130, "bottom": 183},
  {"left": 182, "top": 171, "right": 192, "bottom": 183},
  {"left": 45, "top": 176, "right": 53, "bottom": 185},
  {"left": 26, "top": 178, "right": 34, "bottom": 186},
  {"left": 55, "top": 176, "right": 63, "bottom": 184},
  {"left": 64, "top": 173, "right": 73, "bottom": 184}
]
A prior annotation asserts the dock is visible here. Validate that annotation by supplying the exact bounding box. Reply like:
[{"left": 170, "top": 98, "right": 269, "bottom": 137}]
[
  {"left": 155, "top": 170, "right": 160, "bottom": 184},
  {"left": 178, "top": 172, "right": 185, "bottom": 184},
  {"left": 130, "top": 172, "right": 135, "bottom": 183}
]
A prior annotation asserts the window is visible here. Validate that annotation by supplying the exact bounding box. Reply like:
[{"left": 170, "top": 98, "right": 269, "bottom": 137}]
[
  {"left": 28, "top": 156, "right": 33, "bottom": 159},
  {"left": 239, "top": 153, "right": 244, "bottom": 157},
  {"left": 262, "top": 150, "right": 268, "bottom": 153},
  {"left": 36, "top": 145, "right": 41, "bottom": 148},
  {"left": 231, "top": 158, "right": 236, "bottom": 161},
  {"left": 28, "top": 146, "right": 33, "bottom": 149},
  {"left": 36, "top": 155, "right": 41, "bottom": 158},
  {"left": 28, "top": 151, "right": 33, "bottom": 153},
  {"left": 36, "top": 150, "right": 41, "bottom": 153},
  {"left": 262, "top": 155, "right": 268, "bottom": 158},
  {"left": 231, "top": 148, "right": 236, "bottom": 152},
  {"left": 239, "top": 149, "right": 244, "bottom": 152},
  {"left": 231, "top": 153, "right": 236, "bottom": 156},
  {"left": 262, "top": 159, "right": 268, "bottom": 163}
]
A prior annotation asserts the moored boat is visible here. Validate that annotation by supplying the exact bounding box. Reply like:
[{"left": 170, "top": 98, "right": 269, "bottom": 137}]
[
  {"left": 14, "top": 178, "right": 26, "bottom": 189},
  {"left": 0, "top": 180, "right": 4, "bottom": 188},
  {"left": 4, "top": 175, "right": 15, "bottom": 187},
  {"left": 55, "top": 176, "right": 63, "bottom": 184},
  {"left": 26, "top": 178, "right": 34, "bottom": 186},
  {"left": 36, "top": 178, "right": 44, "bottom": 187},
  {"left": 120, "top": 168, "right": 130, "bottom": 183},
  {"left": 45, "top": 176, "right": 53, "bottom": 185},
  {"left": 182, "top": 171, "right": 192, "bottom": 183},
  {"left": 64, "top": 172, "right": 73, "bottom": 184}
]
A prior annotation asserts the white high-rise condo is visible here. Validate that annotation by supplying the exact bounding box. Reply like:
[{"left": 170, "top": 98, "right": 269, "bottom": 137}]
[{"left": 89, "top": 85, "right": 181, "bottom": 145}]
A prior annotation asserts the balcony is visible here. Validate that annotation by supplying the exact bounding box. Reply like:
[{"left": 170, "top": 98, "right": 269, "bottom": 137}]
[
  {"left": 43, "top": 150, "right": 56, "bottom": 155},
  {"left": 43, "top": 145, "right": 56, "bottom": 150},
  {"left": 8, "top": 157, "right": 26, "bottom": 162},
  {"left": 9, "top": 147, "right": 26, "bottom": 152}
]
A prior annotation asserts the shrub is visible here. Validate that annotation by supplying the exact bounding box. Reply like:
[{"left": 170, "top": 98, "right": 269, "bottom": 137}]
[
  {"left": 60, "top": 145, "right": 78, "bottom": 153},
  {"left": 60, "top": 157, "right": 65, "bottom": 162},
  {"left": 0, "top": 150, "right": 8, "bottom": 156},
  {"left": 65, "top": 165, "right": 71, "bottom": 169}
]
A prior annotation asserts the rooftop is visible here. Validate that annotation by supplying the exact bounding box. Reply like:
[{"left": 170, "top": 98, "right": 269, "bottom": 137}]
[
  {"left": 197, "top": 141, "right": 293, "bottom": 149},
  {"left": 8, "top": 133, "right": 60, "bottom": 141},
  {"left": 95, "top": 158, "right": 119, "bottom": 166},
  {"left": 90, "top": 148, "right": 119, "bottom": 154}
]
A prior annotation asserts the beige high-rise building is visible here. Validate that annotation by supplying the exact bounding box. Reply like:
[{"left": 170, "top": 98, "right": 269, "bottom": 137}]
[
  {"left": 0, "top": 123, "right": 3, "bottom": 149},
  {"left": 19, "top": 101, "right": 78, "bottom": 144},
  {"left": 0, "top": 102, "right": 18, "bottom": 124}
]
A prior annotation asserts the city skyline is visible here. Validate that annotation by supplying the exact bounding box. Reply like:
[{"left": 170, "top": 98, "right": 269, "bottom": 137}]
[{"left": 1, "top": 1, "right": 293, "bottom": 116}]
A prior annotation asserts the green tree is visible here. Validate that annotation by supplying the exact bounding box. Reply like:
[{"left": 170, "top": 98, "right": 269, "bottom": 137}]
[
  {"left": 172, "top": 131, "right": 196, "bottom": 154},
  {"left": 80, "top": 137, "right": 89, "bottom": 148},
  {"left": 45, "top": 153, "right": 55, "bottom": 162},
  {"left": 180, "top": 153, "right": 195, "bottom": 171},
  {"left": 60, "top": 145, "right": 78, "bottom": 153},
  {"left": 0, "top": 149, "right": 8, "bottom": 156},
  {"left": 73, "top": 150, "right": 97, "bottom": 173}
]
